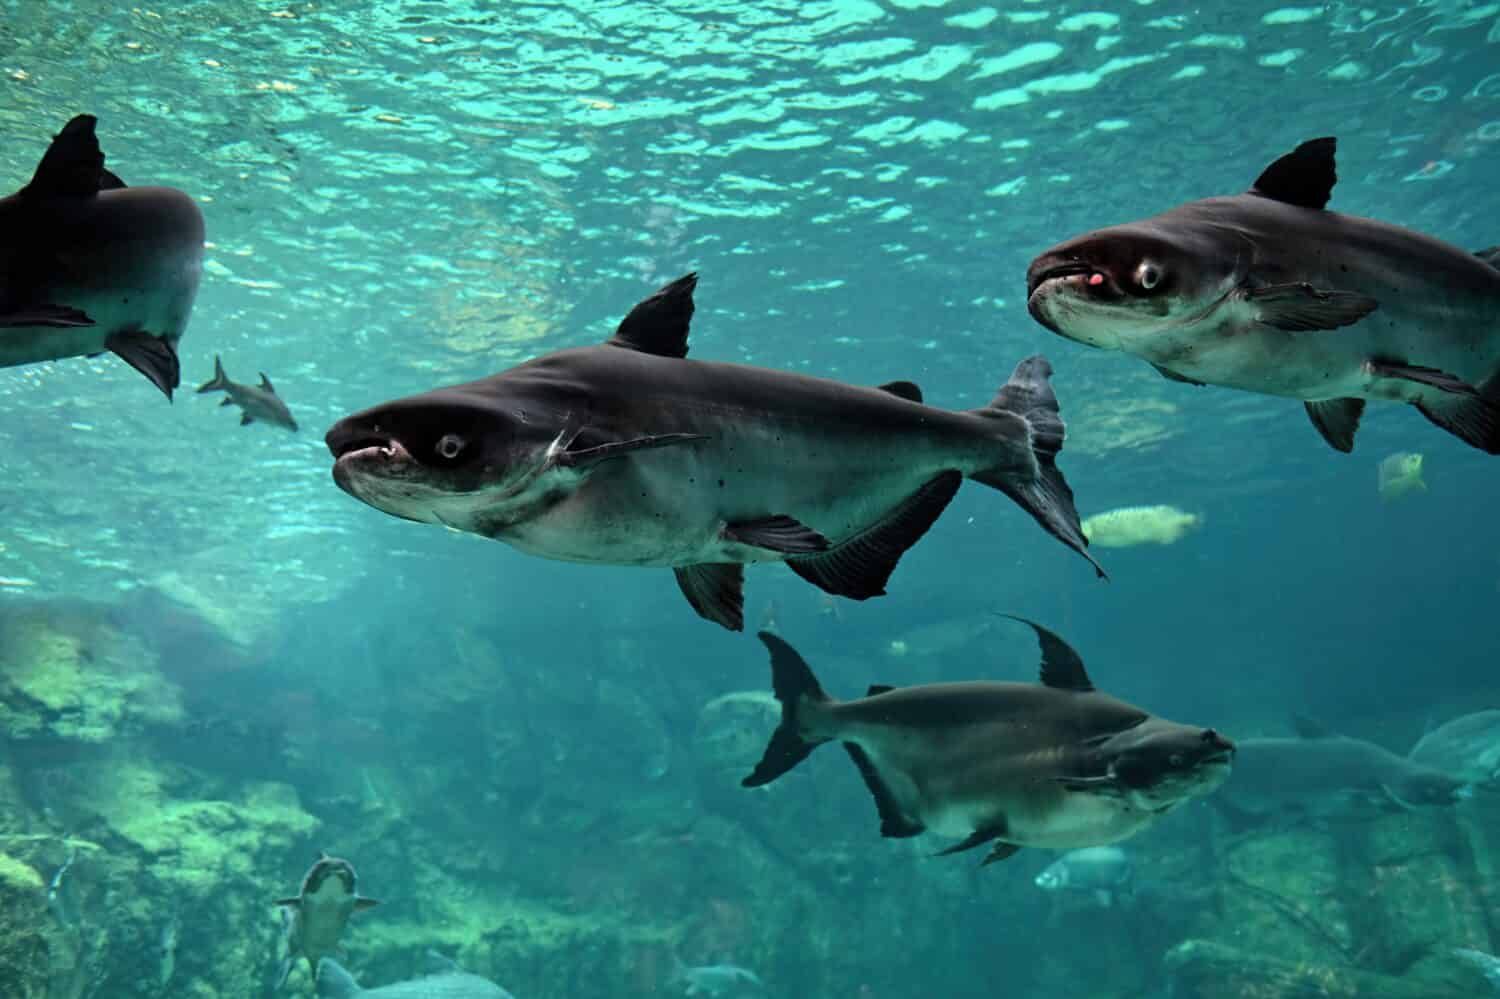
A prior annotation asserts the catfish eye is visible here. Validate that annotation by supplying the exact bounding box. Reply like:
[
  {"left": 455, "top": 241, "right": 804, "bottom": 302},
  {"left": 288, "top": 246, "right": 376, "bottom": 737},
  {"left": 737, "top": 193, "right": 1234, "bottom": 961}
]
[
  {"left": 435, "top": 434, "right": 466, "bottom": 460},
  {"left": 1137, "top": 262, "right": 1162, "bottom": 290}
]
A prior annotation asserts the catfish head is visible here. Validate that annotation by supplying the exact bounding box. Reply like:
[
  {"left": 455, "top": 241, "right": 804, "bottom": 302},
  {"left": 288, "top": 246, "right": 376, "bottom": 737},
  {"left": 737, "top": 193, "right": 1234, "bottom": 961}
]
[
  {"left": 1085, "top": 719, "right": 1235, "bottom": 813},
  {"left": 325, "top": 379, "right": 567, "bottom": 533},
  {"left": 1026, "top": 216, "right": 1247, "bottom": 351}
]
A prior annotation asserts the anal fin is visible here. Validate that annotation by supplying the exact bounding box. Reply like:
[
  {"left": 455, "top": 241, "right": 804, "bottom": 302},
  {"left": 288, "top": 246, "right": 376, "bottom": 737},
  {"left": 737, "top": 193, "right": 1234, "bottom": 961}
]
[
  {"left": 1304, "top": 398, "right": 1365, "bottom": 452},
  {"left": 673, "top": 563, "right": 744, "bottom": 631},
  {"left": 722, "top": 514, "right": 829, "bottom": 554},
  {"left": 843, "top": 742, "right": 923, "bottom": 838},
  {"left": 787, "top": 470, "right": 961, "bottom": 600},
  {"left": 1365, "top": 359, "right": 1479, "bottom": 396},
  {"left": 0, "top": 304, "right": 96, "bottom": 328},
  {"left": 1417, "top": 384, "right": 1500, "bottom": 455},
  {"left": 106, "top": 329, "right": 179, "bottom": 399}
]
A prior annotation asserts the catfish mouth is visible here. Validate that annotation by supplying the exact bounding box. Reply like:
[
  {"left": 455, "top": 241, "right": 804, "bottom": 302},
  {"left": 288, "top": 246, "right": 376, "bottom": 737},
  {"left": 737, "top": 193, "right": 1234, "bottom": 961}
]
[{"left": 1025, "top": 258, "right": 1127, "bottom": 338}]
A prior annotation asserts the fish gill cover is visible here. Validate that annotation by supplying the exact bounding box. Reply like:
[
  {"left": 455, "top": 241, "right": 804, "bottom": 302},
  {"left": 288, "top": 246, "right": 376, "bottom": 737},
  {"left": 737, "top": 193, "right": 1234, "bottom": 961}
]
[{"left": 0, "top": 1, "right": 1498, "bottom": 998}]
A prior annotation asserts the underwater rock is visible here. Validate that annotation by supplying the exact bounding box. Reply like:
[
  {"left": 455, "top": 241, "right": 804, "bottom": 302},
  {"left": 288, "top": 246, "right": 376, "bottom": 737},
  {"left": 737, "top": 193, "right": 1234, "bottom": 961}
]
[
  {"left": 0, "top": 601, "right": 182, "bottom": 742},
  {"left": 0, "top": 852, "right": 49, "bottom": 999},
  {"left": 1164, "top": 938, "right": 1473, "bottom": 998}
]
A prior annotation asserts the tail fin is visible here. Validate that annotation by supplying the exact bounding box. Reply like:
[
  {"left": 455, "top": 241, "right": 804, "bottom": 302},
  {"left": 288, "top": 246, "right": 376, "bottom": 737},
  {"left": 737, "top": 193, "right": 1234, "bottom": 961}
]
[
  {"left": 315, "top": 959, "right": 362, "bottom": 998},
  {"left": 196, "top": 354, "right": 229, "bottom": 394},
  {"left": 741, "top": 631, "right": 834, "bottom": 787},
  {"left": 971, "top": 355, "right": 1105, "bottom": 578}
]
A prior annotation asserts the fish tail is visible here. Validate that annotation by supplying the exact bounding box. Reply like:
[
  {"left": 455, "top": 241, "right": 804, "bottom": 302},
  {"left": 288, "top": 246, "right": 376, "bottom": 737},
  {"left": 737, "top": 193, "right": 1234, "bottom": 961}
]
[
  {"left": 741, "top": 631, "right": 834, "bottom": 788},
  {"left": 196, "top": 354, "right": 229, "bottom": 394},
  {"left": 970, "top": 355, "right": 1106, "bottom": 578},
  {"left": 313, "top": 958, "right": 362, "bottom": 998}
]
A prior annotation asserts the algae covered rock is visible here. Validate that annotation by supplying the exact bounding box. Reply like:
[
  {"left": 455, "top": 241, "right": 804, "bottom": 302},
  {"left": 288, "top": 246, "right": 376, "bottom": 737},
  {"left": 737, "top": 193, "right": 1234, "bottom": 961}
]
[
  {"left": 0, "top": 601, "right": 181, "bottom": 741},
  {"left": 1164, "top": 938, "right": 1471, "bottom": 998},
  {"left": 0, "top": 852, "right": 48, "bottom": 999}
]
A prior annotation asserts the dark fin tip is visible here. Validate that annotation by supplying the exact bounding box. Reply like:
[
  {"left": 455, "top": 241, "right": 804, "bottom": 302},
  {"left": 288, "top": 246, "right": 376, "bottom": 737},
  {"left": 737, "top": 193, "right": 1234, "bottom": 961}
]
[
  {"left": 997, "top": 614, "right": 1093, "bottom": 692},
  {"left": 1250, "top": 136, "right": 1337, "bottom": 210},
  {"left": 607, "top": 272, "right": 697, "bottom": 358}
]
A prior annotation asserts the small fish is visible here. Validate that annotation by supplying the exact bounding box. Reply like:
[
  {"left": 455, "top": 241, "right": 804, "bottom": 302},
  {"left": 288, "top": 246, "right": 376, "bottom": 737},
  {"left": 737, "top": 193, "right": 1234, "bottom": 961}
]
[
  {"left": 1028, "top": 137, "right": 1500, "bottom": 454},
  {"left": 1376, "top": 451, "right": 1426, "bottom": 502},
  {"left": 274, "top": 852, "right": 380, "bottom": 989},
  {"left": 197, "top": 354, "right": 298, "bottom": 431},
  {"left": 46, "top": 843, "right": 79, "bottom": 929},
  {"left": 670, "top": 959, "right": 764, "bottom": 997},
  {"left": 1034, "top": 846, "right": 1135, "bottom": 908},
  {"left": 1409, "top": 710, "right": 1500, "bottom": 788},
  {"left": 316, "top": 953, "right": 515, "bottom": 998},
  {"left": 0, "top": 114, "right": 204, "bottom": 398},
  {"left": 1220, "top": 716, "right": 1471, "bottom": 824},
  {"left": 742, "top": 617, "right": 1234, "bottom": 864},
  {"left": 1455, "top": 948, "right": 1500, "bottom": 993},
  {"left": 325, "top": 273, "right": 1102, "bottom": 632},
  {"left": 1080, "top": 505, "right": 1202, "bottom": 547}
]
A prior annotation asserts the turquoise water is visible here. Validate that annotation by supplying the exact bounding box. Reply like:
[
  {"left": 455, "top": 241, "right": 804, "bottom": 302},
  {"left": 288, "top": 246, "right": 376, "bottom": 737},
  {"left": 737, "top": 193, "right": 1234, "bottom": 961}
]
[{"left": 2, "top": 1, "right": 1499, "bottom": 997}]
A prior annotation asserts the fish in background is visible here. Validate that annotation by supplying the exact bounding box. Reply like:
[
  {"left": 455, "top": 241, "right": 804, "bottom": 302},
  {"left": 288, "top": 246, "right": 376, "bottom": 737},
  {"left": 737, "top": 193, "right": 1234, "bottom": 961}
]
[
  {"left": 197, "top": 354, "right": 298, "bottom": 431},
  {"left": 1377, "top": 451, "right": 1426, "bottom": 502},
  {"left": 1218, "top": 716, "right": 1472, "bottom": 825},
  {"left": 326, "top": 273, "right": 1102, "bottom": 632},
  {"left": 1034, "top": 846, "right": 1135, "bottom": 908},
  {"left": 0, "top": 114, "right": 204, "bottom": 398},
  {"left": 669, "top": 959, "right": 765, "bottom": 997},
  {"left": 1080, "top": 505, "right": 1203, "bottom": 547},
  {"left": 316, "top": 953, "right": 516, "bottom": 998},
  {"left": 274, "top": 852, "right": 380, "bottom": 988},
  {"left": 1409, "top": 710, "right": 1500, "bottom": 788},
  {"left": 742, "top": 617, "right": 1234, "bottom": 865},
  {"left": 1027, "top": 136, "right": 1500, "bottom": 454},
  {"left": 1454, "top": 948, "right": 1500, "bottom": 994}
]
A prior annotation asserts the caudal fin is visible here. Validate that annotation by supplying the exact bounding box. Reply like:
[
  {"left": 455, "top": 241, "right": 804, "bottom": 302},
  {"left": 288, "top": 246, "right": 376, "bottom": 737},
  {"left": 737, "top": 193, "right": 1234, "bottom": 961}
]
[
  {"left": 196, "top": 354, "right": 229, "bottom": 394},
  {"left": 741, "top": 632, "right": 834, "bottom": 787},
  {"left": 315, "top": 959, "right": 362, "bottom": 998},
  {"left": 971, "top": 356, "right": 1105, "bottom": 577}
]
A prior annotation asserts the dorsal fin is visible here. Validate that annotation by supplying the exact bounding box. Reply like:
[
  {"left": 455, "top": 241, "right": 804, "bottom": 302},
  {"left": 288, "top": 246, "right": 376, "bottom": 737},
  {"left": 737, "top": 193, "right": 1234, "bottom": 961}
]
[
  {"left": 1290, "top": 714, "right": 1335, "bottom": 739},
  {"left": 1000, "top": 614, "right": 1093, "bottom": 692},
  {"left": 866, "top": 684, "right": 895, "bottom": 697},
  {"left": 877, "top": 380, "right": 923, "bottom": 403},
  {"left": 22, "top": 114, "right": 125, "bottom": 197},
  {"left": 259, "top": 372, "right": 276, "bottom": 393},
  {"left": 1476, "top": 246, "right": 1500, "bottom": 271},
  {"left": 607, "top": 272, "right": 697, "bottom": 358},
  {"left": 1249, "top": 137, "right": 1337, "bottom": 210}
]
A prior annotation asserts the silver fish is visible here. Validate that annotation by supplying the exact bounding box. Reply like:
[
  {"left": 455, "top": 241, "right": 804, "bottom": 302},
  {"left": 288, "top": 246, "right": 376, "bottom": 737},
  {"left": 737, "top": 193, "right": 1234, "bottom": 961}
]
[
  {"left": 0, "top": 114, "right": 203, "bottom": 398},
  {"left": 317, "top": 954, "right": 515, "bottom": 999},
  {"left": 1409, "top": 710, "right": 1500, "bottom": 788},
  {"left": 742, "top": 617, "right": 1234, "bottom": 864},
  {"left": 1034, "top": 845, "right": 1134, "bottom": 908},
  {"left": 274, "top": 852, "right": 380, "bottom": 988},
  {"left": 325, "top": 273, "right": 1102, "bottom": 632},
  {"left": 1027, "top": 137, "right": 1500, "bottom": 454},
  {"left": 197, "top": 354, "right": 298, "bottom": 431},
  {"left": 1221, "top": 716, "right": 1471, "bottom": 822},
  {"left": 670, "top": 960, "right": 764, "bottom": 997}
]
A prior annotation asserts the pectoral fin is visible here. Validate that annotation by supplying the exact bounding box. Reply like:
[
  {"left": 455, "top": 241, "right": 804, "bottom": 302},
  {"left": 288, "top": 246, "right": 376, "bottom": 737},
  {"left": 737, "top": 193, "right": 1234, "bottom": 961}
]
[
  {"left": 934, "top": 824, "right": 1003, "bottom": 857},
  {"left": 240, "top": 412, "right": 255, "bottom": 425},
  {"left": 723, "top": 515, "right": 830, "bottom": 554},
  {"left": 673, "top": 563, "right": 744, "bottom": 631},
  {"left": 557, "top": 432, "right": 707, "bottom": 470},
  {"left": 844, "top": 742, "right": 924, "bottom": 838},
  {"left": 982, "top": 842, "right": 1023, "bottom": 866},
  {"left": 0, "top": 304, "right": 96, "bottom": 327},
  {"left": 353, "top": 896, "right": 380, "bottom": 911},
  {"left": 1243, "top": 282, "right": 1378, "bottom": 331},
  {"left": 1304, "top": 398, "right": 1365, "bottom": 452},
  {"left": 1151, "top": 363, "right": 1206, "bottom": 386},
  {"left": 106, "top": 329, "right": 179, "bottom": 399}
]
